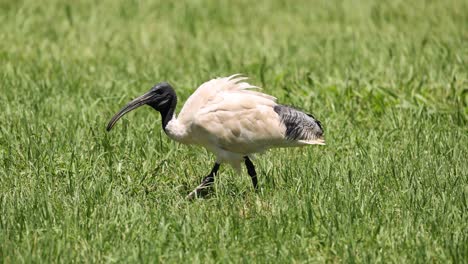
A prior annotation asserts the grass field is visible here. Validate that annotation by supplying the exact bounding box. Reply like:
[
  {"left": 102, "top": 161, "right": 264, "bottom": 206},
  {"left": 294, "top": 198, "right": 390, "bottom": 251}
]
[{"left": 1, "top": 0, "right": 467, "bottom": 262}]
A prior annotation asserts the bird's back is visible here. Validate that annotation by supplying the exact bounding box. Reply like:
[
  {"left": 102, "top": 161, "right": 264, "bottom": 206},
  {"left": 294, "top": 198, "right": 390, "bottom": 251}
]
[{"left": 178, "top": 74, "right": 275, "bottom": 124}]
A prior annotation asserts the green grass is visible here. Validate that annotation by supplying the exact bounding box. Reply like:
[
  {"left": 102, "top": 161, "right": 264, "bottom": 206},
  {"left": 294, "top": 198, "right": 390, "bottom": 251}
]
[{"left": 1, "top": 0, "right": 467, "bottom": 262}]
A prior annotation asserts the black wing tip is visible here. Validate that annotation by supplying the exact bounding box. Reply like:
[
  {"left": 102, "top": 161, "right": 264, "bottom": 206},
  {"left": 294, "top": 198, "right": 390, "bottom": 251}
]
[
  {"left": 274, "top": 104, "right": 324, "bottom": 140},
  {"left": 275, "top": 104, "right": 324, "bottom": 127},
  {"left": 313, "top": 118, "right": 323, "bottom": 133}
]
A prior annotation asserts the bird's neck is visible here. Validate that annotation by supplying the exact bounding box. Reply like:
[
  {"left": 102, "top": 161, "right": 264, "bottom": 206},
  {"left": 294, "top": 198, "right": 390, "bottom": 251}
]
[
  {"left": 159, "top": 95, "right": 189, "bottom": 143},
  {"left": 164, "top": 116, "right": 189, "bottom": 143},
  {"left": 160, "top": 94, "right": 177, "bottom": 130}
]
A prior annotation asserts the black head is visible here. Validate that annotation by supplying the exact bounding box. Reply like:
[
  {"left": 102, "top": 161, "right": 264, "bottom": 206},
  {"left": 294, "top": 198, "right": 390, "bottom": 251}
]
[{"left": 106, "top": 82, "right": 176, "bottom": 131}]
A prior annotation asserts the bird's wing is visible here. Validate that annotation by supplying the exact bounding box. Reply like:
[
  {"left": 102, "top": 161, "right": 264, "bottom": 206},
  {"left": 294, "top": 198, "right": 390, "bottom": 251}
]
[
  {"left": 178, "top": 74, "right": 276, "bottom": 124},
  {"left": 189, "top": 91, "right": 287, "bottom": 155}
]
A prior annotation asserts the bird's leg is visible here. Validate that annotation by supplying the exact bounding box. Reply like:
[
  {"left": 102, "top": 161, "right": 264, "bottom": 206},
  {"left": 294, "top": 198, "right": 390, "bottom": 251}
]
[
  {"left": 186, "top": 163, "right": 220, "bottom": 199},
  {"left": 199, "top": 163, "right": 220, "bottom": 187},
  {"left": 244, "top": 156, "right": 258, "bottom": 190}
]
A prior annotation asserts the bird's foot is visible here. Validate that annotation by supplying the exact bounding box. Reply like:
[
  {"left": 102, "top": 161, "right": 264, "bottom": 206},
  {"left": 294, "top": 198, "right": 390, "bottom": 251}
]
[{"left": 186, "top": 176, "right": 214, "bottom": 200}]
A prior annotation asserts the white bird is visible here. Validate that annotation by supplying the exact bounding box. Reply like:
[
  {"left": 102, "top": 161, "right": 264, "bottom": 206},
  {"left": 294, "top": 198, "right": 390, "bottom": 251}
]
[{"left": 106, "top": 74, "right": 325, "bottom": 198}]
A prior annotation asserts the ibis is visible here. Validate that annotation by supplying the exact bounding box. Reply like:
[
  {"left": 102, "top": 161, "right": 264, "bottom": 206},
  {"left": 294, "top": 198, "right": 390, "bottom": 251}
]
[{"left": 106, "top": 74, "right": 325, "bottom": 198}]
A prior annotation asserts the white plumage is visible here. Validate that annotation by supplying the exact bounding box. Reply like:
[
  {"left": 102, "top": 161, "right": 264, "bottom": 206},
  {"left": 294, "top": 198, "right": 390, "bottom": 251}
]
[
  {"left": 166, "top": 74, "right": 323, "bottom": 168},
  {"left": 107, "top": 74, "right": 324, "bottom": 198}
]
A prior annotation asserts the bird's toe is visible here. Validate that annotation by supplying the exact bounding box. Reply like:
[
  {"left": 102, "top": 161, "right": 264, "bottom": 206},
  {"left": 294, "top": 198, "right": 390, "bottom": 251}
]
[{"left": 186, "top": 182, "right": 214, "bottom": 200}]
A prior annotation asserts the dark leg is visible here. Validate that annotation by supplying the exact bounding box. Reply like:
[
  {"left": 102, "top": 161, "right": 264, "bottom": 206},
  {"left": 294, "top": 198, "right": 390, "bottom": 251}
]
[
  {"left": 186, "top": 163, "right": 220, "bottom": 199},
  {"left": 244, "top": 156, "right": 258, "bottom": 190}
]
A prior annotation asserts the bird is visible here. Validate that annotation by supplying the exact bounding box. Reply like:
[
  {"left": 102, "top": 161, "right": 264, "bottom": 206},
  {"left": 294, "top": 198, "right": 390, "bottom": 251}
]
[{"left": 106, "top": 74, "right": 325, "bottom": 199}]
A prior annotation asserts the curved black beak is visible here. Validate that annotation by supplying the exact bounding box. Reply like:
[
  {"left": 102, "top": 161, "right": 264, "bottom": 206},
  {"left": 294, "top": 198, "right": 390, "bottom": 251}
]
[{"left": 106, "top": 91, "right": 155, "bottom": 131}]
